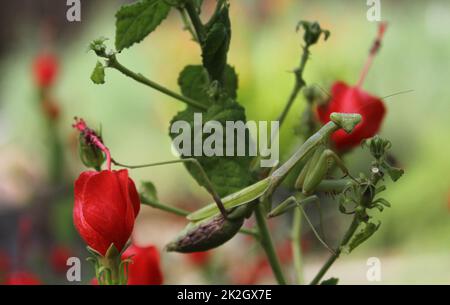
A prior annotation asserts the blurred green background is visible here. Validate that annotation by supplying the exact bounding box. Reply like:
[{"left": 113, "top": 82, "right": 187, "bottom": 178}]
[{"left": 0, "top": 0, "right": 449, "bottom": 284}]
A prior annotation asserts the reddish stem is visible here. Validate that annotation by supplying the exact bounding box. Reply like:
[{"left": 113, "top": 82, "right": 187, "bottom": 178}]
[
  {"left": 356, "top": 22, "right": 388, "bottom": 88},
  {"left": 72, "top": 118, "right": 112, "bottom": 170}
]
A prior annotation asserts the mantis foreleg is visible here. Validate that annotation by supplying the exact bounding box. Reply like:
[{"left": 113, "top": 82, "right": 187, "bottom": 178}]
[{"left": 298, "top": 148, "right": 351, "bottom": 195}]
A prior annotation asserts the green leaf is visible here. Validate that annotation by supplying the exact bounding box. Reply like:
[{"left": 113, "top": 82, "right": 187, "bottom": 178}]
[
  {"left": 178, "top": 65, "right": 239, "bottom": 104},
  {"left": 375, "top": 198, "right": 391, "bottom": 207},
  {"left": 223, "top": 65, "right": 238, "bottom": 99},
  {"left": 178, "top": 65, "right": 211, "bottom": 107},
  {"left": 170, "top": 74, "right": 254, "bottom": 198},
  {"left": 115, "top": 0, "right": 171, "bottom": 51},
  {"left": 140, "top": 181, "right": 158, "bottom": 204},
  {"left": 170, "top": 102, "right": 254, "bottom": 197},
  {"left": 91, "top": 61, "right": 106, "bottom": 84},
  {"left": 320, "top": 277, "right": 339, "bottom": 285},
  {"left": 346, "top": 221, "right": 380, "bottom": 253},
  {"left": 382, "top": 162, "right": 404, "bottom": 182},
  {"left": 201, "top": 5, "right": 231, "bottom": 82}
]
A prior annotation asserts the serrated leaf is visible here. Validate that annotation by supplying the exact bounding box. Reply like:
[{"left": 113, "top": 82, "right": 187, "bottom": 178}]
[
  {"left": 201, "top": 6, "right": 231, "bottom": 82},
  {"left": 115, "top": 0, "right": 171, "bottom": 51},
  {"left": 346, "top": 221, "right": 380, "bottom": 253},
  {"left": 91, "top": 61, "right": 105, "bottom": 84},
  {"left": 320, "top": 277, "right": 339, "bottom": 285},
  {"left": 178, "top": 65, "right": 238, "bottom": 105},
  {"left": 223, "top": 65, "right": 238, "bottom": 99},
  {"left": 170, "top": 75, "right": 253, "bottom": 197},
  {"left": 178, "top": 65, "right": 211, "bottom": 107}
]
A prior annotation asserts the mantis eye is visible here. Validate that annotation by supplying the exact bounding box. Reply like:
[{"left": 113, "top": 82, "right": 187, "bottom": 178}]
[{"left": 330, "top": 112, "right": 362, "bottom": 133}]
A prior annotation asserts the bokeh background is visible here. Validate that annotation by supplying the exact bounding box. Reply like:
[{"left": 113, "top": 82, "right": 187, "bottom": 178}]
[{"left": 0, "top": 0, "right": 449, "bottom": 284}]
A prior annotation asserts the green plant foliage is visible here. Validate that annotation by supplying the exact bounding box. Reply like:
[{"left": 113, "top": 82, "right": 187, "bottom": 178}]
[{"left": 115, "top": 0, "right": 172, "bottom": 51}]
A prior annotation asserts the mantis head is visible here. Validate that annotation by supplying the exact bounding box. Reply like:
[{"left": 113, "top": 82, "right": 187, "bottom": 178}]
[{"left": 330, "top": 112, "right": 362, "bottom": 133}]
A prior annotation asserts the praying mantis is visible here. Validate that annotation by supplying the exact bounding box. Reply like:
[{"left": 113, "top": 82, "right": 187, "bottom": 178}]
[{"left": 163, "top": 112, "right": 362, "bottom": 253}]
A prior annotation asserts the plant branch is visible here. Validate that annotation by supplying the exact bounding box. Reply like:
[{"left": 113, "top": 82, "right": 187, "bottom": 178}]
[
  {"left": 254, "top": 201, "right": 287, "bottom": 284},
  {"left": 141, "top": 196, "right": 189, "bottom": 217},
  {"left": 276, "top": 44, "right": 310, "bottom": 130},
  {"left": 105, "top": 55, "right": 207, "bottom": 110},
  {"left": 184, "top": 0, "right": 206, "bottom": 43},
  {"left": 309, "top": 216, "right": 359, "bottom": 285},
  {"left": 178, "top": 7, "right": 199, "bottom": 42}
]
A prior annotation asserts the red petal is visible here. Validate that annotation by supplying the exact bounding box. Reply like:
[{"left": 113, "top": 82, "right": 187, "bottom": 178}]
[
  {"left": 82, "top": 170, "right": 134, "bottom": 254},
  {"left": 74, "top": 171, "right": 110, "bottom": 255},
  {"left": 128, "top": 178, "right": 141, "bottom": 217},
  {"left": 123, "top": 244, "right": 163, "bottom": 285},
  {"left": 115, "top": 170, "right": 139, "bottom": 244}
]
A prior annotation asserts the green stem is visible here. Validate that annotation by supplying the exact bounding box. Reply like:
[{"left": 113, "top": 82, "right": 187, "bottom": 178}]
[
  {"left": 254, "top": 202, "right": 287, "bottom": 285},
  {"left": 106, "top": 55, "right": 207, "bottom": 110},
  {"left": 309, "top": 216, "right": 359, "bottom": 285},
  {"left": 257, "top": 43, "right": 311, "bottom": 167},
  {"left": 291, "top": 207, "right": 303, "bottom": 284},
  {"left": 141, "top": 197, "right": 189, "bottom": 217},
  {"left": 185, "top": 0, "right": 206, "bottom": 43},
  {"left": 276, "top": 44, "right": 310, "bottom": 130},
  {"left": 47, "top": 119, "right": 64, "bottom": 183},
  {"left": 178, "top": 7, "right": 199, "bottom": 42}
]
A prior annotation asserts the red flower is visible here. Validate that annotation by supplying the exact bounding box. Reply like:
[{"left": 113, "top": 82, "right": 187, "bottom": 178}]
[
  {"left": 317, "top": 23, "right": 388, "bottom": 151},
  {"left": 5, "top": 272, "right": 41, "bottom": 285},
  {"left": 33, "top": 53, "right": 59, "bottom": 88},
  {"left": 186, "top": 251, "right": 211, "bottom": 267},
  {"left": 317, "top": 81, "right": 386, "bottom": 150},
  {"left": 74, "top": 169, "right": 140, "bottom": 256},
  {"left": 122, "top": 244, "right": 163, "bottom": 285},
  {"left": 50, "top": 246, "right": 73, "bottom": 274}
]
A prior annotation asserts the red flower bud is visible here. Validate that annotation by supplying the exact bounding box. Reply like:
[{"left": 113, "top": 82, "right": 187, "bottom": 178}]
[
  {"left": 74, "top": 169, "right": 140, "bottom": 256},
  {"left": 5, "top": 271, "right": 41, "bottom": 285},
  {"left": 122, "top": 244, "right": 163, "bottom": 285},
  {"left": 33, "top": 53, "right": 59, "bottom": 88},
  {"left": 317, "top": 81, "right": 386, "bottom": 150}
]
